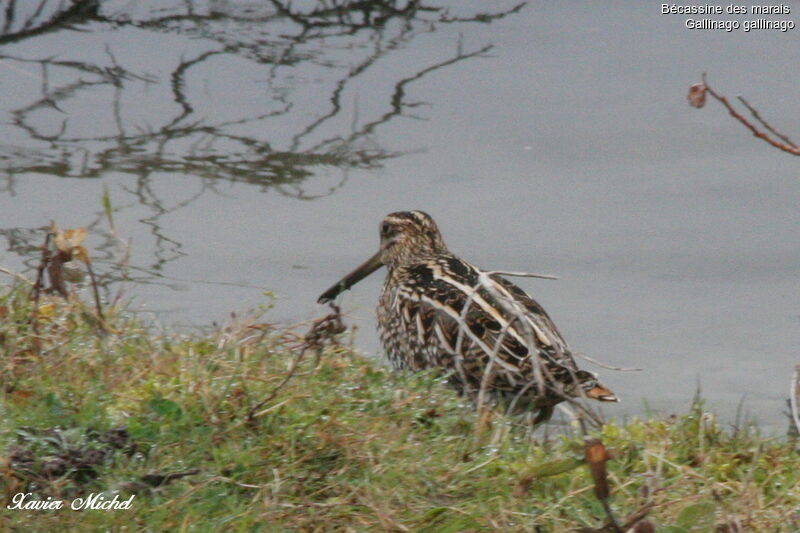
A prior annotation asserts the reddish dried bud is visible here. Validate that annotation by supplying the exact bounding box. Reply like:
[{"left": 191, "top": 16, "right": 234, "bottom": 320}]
[
  {"left": 584, "top": 438, "right": 611, "bottom": 501},
  {"left": 688, "top": 83, "right": 707, "bottom": 108}
]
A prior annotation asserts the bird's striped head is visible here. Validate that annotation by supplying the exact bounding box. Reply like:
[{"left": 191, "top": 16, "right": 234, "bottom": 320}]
[
  {"left": 379, "top": 211, "right": 447, "bottom": 269},
  {"left": 317, "top": 211, "right": 447, "bottom": 303}
]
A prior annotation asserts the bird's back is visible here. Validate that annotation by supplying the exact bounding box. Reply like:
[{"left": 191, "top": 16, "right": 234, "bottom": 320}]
[{"left": 376, "top": 253, "right": 594, "bottom": 413}]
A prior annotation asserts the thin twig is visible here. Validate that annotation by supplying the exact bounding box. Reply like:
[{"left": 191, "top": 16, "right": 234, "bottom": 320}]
[
  {"left": 206, "top": 475, "right": 268, "bottom": 490},
  {"left": 454, "top": 274, "right": 482, "bottom": 399},
  {"left": 246, "top": 350, "right": 307, "bottom": 421},
  {"left": 572, "top": 352, "right": 642, "bottom": 372},
  {"left": 246, "top": 304, "right": 344, "bottom": 421},
  {"left": 620, "top": 503, "right": 654, "bottom": 532},
  {"left": 248, "top": 398, "right": 293, "bottom": 420},
  {"left": 85, "top": 261, "right": 106, "bottom": 325},
  {"left": 737, "top": 96, "right": 796, "bottom": 147}
]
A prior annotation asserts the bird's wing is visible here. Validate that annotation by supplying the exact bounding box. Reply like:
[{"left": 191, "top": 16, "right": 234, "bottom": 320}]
[{"left": 397, "top": 259, "right": 579, "bottom": 385}]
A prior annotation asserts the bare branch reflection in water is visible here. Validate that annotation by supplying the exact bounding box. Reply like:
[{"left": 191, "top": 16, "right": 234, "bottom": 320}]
[{"left": 0, "top": 0, "right": 524, "bottom": 285}]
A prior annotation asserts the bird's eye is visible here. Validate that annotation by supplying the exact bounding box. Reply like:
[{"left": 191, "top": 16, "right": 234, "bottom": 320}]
[{"left": 381, "top": 222, "right": 391, "bottom": 235}]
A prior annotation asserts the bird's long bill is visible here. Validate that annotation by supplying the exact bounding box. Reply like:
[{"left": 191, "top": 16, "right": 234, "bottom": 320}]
[{"left": 318, "top": 251, "right": 383, "bottom": 304}]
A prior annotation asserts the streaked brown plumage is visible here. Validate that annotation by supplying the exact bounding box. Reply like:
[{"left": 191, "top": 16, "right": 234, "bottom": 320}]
[{"left": 318, "top": 210, "right": 618, "bottom": 424}]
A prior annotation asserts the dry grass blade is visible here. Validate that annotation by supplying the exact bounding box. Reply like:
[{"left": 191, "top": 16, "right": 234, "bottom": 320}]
[
  {"left": 790, "top": 365, "right": 800, "bottom": 438},
  {"left": 484, "top": 270, "right": 559, "bottom": 281},
  {"left": 474, "top": 269, "right": 608, "bottom": 428},
  {"left": 573, "top": 352, "right": 642, "bottom": 372},
  {"left": 0, "top": 266, "right": 32, "bottom": 285}
]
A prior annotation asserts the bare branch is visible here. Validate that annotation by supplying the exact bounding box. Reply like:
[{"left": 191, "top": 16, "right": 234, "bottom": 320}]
[{"left": 689, "top": 74, "right": 800, "bottom": 156}]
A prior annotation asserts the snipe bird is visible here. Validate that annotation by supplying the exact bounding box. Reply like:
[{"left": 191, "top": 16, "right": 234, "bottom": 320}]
[{"left": 318, "top": 211, "right": 618, "bottom": 424}]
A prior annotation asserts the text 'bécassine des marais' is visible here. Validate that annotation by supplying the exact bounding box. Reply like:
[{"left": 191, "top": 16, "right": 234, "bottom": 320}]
[{"left": 661, "top": 4, "right": 794, "bottom": 32}]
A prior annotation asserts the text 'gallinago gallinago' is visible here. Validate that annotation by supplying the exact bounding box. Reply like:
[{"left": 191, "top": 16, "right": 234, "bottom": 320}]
[{"left": 318, "top": 211, "right": 618, "bottom": 424}]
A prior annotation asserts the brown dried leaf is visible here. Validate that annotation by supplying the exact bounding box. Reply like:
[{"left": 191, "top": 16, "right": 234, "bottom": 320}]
[
  {"left": 54, "top": 227, "right": 88, "bottom": 255},
  {"left": 73, "top": 245, "right": 91, "bottom": 265},
  {"left": 53, "top": 228, "right": 68, "bottom": 253},
  {"left": 688, "top": 83, "right": 707, "bottom": 108},
  {"left": 65, "top": 228, "right": 87, "bottom": 247}
]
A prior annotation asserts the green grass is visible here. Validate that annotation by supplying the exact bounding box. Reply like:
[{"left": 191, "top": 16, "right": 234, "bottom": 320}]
[{"left": 1, "top": 282, "right": 799, "bottom": 532}]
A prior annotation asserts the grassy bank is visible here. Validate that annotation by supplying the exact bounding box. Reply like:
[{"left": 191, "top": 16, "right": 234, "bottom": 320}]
[{"left": 1, "top": 282, "right": 799, "bottom": 532}]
